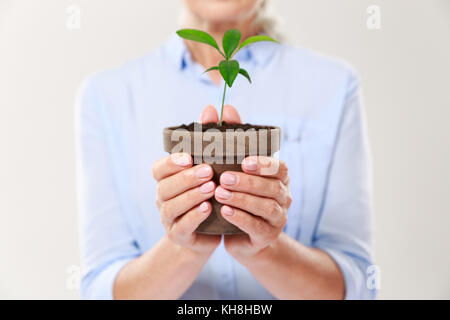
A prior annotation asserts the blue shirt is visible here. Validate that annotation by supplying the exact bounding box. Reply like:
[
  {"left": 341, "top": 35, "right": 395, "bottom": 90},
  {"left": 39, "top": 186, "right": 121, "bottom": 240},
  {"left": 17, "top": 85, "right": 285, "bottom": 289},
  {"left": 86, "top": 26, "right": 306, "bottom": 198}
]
[{"left": 75, "top": 35, "right": 374, "bottom": 300}]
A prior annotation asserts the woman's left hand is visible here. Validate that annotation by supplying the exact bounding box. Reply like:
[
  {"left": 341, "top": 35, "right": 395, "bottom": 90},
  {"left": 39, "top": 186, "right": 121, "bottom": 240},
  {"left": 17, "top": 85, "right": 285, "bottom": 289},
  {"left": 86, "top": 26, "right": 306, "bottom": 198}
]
[{"left": 215, "top": 156, "right": 292, "bottom": 261}]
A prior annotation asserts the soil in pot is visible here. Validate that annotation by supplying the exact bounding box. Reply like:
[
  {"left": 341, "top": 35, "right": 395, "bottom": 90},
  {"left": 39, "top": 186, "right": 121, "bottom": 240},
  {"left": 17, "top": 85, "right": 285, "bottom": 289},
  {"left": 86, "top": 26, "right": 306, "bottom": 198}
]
[{"left": 163, "top": 122, "right": 281, "bottom": 235}]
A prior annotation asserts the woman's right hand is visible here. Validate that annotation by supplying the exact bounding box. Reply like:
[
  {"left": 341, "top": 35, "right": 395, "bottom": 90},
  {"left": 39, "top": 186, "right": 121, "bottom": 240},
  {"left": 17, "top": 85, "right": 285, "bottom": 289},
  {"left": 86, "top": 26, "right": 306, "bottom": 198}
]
[{"left": 152, "top": 153, "right": 221, "bottom": 255}]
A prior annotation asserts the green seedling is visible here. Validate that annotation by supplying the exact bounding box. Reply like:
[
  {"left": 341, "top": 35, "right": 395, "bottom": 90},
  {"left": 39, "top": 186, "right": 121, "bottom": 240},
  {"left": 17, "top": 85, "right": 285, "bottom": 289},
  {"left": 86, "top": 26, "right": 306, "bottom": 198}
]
[{"left": 176, "top": 28, "right": 278, "bottom": 126}]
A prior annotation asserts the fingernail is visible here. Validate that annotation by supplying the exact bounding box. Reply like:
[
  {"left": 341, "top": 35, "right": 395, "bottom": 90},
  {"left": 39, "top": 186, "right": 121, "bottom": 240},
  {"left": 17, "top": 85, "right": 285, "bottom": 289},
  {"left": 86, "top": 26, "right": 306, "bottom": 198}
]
[
  {"left": 221, "top": 172, "right": 236, "bottom": 186},
  {"left": 172, "top": 153, "right": 191, "bottom": 167},
  {"left": 199, "top": 181, "right": 215, "bottom": 194},
  {"left": 215, "top": 186, "right": 232, "bottom": 200},
  {"left": 243, "top": 158, "right": 258, "bottom": 171},
  {"left": 222, "top": 205, "right": 234, "bottom": 216},
  {"left": 198, "top": 202, "right": 209, "bottom": 213},
  {"left": 196, "top": 165, "right": 212, "bottom": 178}
]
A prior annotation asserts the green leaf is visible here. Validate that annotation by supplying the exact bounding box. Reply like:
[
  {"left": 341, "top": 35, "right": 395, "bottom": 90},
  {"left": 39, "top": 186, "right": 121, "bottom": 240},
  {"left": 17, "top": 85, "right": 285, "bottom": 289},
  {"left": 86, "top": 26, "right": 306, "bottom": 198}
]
[
  {"left": 222, "top": 29, "right": 241, "bottom": 59},
  {"left": 202, "top": 66, "right": 219, "bottom": 74},
  {"left": 235, "top": 35, "right": 278, "bottom": 54},
  {"left": 219, "top": 60, "right": 240, "bottom": 87},
  {"left": 176, "top": 29, "right": 225, "bottom": 57},
  {"left": 239, "top": 68, "right": 252, "bottom": 83}
]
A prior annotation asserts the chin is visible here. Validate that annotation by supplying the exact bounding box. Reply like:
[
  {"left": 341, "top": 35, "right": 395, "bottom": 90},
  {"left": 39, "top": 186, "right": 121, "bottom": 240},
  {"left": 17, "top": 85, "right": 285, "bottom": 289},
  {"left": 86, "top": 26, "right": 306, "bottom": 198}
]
[{"left": 185, "top": 0, "right": 262, "bottom": 23}]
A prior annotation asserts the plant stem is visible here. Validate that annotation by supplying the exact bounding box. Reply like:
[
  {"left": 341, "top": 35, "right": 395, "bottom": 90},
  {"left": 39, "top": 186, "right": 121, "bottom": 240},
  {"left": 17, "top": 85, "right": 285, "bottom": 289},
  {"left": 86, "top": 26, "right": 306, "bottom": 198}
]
[{"left": 219, "top": 82, "right": 227, "bottom": 126}]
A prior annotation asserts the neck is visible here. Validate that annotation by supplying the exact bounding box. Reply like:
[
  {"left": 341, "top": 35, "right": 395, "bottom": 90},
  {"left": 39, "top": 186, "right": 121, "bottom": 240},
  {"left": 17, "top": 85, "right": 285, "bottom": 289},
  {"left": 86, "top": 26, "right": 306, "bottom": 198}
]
[{"left": 183, "top": 15, "right": 259, "bottom": 85}]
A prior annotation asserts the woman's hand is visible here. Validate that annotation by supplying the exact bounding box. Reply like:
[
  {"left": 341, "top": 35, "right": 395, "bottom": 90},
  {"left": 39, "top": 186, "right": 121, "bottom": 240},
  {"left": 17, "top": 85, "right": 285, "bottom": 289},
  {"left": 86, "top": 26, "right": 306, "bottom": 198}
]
[
  {"left": 152, "top": 153, "right": 221, "bottom": 255},
  {"left": 199, "top": 104, "right": 291, "bottom": 260},
  {"left": 216, "top": 156, "right": 292, "bottom": 261},
  {"left": 150, "top": 104, "right": 243, "bottom": 256}
]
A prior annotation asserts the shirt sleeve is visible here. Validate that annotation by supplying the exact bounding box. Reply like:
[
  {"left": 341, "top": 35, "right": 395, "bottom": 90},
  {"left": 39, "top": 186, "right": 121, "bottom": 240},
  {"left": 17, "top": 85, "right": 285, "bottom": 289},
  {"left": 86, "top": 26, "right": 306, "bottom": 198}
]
[
  {"left": 312, "top": 70, "right": 376, "bottom": 300},
  {"left": 75, "top": 75, "right": 140, "bottom": 299}
]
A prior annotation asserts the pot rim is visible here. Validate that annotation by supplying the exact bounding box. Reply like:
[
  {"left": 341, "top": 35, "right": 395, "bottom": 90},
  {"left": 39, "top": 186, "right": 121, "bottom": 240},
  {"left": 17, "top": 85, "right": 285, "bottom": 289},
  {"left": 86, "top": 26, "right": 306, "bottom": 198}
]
[{"left": 163, "top": 124, "right": 281, "bottom": 157}]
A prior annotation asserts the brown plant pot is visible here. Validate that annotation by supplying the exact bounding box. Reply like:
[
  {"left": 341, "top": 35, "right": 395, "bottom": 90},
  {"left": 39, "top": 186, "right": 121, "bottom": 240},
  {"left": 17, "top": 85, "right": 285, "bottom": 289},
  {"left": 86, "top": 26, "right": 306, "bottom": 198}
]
[{"left": 163, "top": 122, "right": 281, "bottom": 235}]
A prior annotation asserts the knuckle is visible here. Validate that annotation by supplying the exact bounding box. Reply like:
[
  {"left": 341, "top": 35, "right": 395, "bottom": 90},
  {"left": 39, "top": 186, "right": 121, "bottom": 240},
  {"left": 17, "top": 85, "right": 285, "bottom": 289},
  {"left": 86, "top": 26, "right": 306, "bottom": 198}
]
[
  {"left": 286, "top": 193, "right": 293, "bottom": 207},
  {"left": 156, "top": 183, "right": 163, "bottom": 200},
  {"left": 280, "top": 163, "right": 289, "bottom": 183},
  {"left": 271, "top": 180, "right": 283, "bottom": 195},
  {"left": 159, "top": 213, "right": 166, "bottom": 226},
  {"left": 155, "top": 197, "right": 162, "bottom": 209},
  {"left": 281, "top": 161, "right": 288, "bottom": 173},
  {"left": 278, "top": 159, "right": 286, "bottom": 170},
  {"left": 159, "top": 201, "right": 167, "bottom": 215},
  {"left": 268, "top": 200, "right": 282, "bottom": 217},
  {"left": 151, "top": 162, "right": 159, "bottom": 180},
  {"left": 160, "top": 202, "right": 172, "bottom": 222}
]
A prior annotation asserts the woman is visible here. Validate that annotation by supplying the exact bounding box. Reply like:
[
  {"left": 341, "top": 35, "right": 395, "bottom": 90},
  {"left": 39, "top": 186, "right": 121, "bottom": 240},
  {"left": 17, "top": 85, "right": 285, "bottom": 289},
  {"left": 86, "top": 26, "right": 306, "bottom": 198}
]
[{"left": 76, "top": 0, "right": 374, "bottom": 299}]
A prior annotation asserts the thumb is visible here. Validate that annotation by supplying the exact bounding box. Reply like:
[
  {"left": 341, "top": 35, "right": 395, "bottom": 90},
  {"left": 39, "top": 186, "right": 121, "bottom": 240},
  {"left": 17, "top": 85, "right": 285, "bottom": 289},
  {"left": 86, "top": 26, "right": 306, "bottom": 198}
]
[
  {"left": 221, "top": 105, "right": 242, "bottom": 124},
  {"left": 200, "top": 105, "right": 219, "bottom": 124}
]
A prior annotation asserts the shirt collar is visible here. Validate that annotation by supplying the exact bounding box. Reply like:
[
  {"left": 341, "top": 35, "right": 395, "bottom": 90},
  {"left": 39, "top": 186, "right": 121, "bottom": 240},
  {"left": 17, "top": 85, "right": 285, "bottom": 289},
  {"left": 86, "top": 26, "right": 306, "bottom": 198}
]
[{"left": 164, "top": 33, "right": 279, "bottom": 71}]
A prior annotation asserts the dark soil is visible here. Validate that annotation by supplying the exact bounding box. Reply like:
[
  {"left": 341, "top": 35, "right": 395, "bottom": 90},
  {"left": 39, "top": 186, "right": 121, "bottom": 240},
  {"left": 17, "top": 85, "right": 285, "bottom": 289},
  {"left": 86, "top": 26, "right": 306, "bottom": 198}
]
[{"left": 176, "top": 122, "right": 273, "bottom": 132}]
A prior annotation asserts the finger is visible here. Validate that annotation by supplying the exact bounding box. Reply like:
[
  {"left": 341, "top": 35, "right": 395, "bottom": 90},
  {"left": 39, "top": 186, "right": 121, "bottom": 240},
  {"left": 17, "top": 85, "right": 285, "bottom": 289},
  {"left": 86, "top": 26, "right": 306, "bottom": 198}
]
[
  {"left": 200, "top": 105, "right": 219, "bottom": 124},
  {"left": 157, "top": 164, "right": 213, "bottom": 201},
  {"left": 152, "top": 153, "right": 193, "bottom": 182},
  {"left": 220, "top": 205, "right": 279, "bottom": 246},
  {"left": 215, "top": 187, "right": 286, "bottom": 227},
  {"left": 221, "top": 105, "right": 241, "bottom": 124},
  {"left": 160, "top": 181, "right": 216, "bottom": 226},
  {"left": 169, "top": 201, "right": 212, "bottom": 245},
  {"left": 242, "top": 156, "right": 289, "bottom": 185},
  {"left": 219, "top": 171, "right": 290, "bottom": 206}
]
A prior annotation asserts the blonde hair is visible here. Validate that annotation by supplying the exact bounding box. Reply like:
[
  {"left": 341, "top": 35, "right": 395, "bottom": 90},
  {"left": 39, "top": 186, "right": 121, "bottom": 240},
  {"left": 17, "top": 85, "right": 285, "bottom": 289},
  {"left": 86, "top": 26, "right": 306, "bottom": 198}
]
[{"left": 253, "top": 0, "right": 284, "bottom": 40}]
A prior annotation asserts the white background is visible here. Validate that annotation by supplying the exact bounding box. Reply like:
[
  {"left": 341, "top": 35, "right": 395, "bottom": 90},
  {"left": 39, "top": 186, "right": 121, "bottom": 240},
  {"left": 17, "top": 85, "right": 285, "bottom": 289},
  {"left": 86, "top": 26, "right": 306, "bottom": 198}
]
[{"left": 1, "top": 0, "right": 449, "bottom": 299}]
